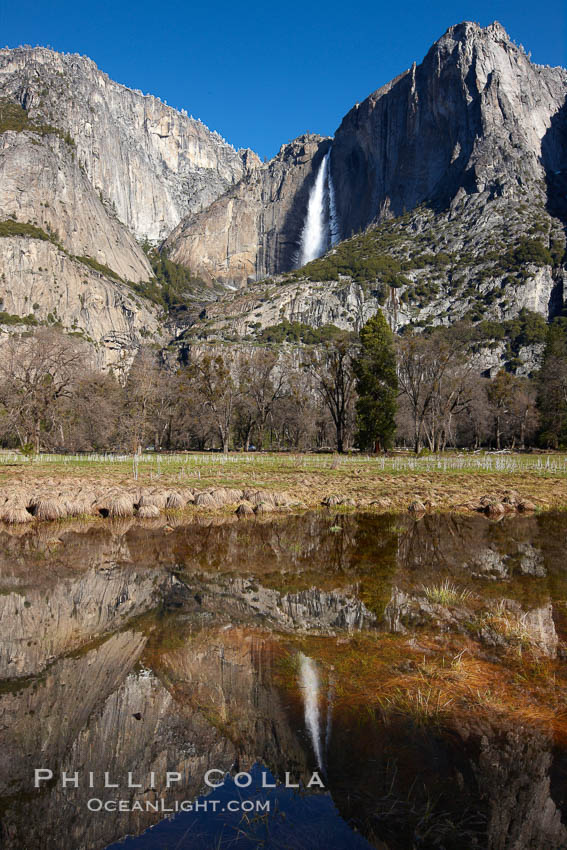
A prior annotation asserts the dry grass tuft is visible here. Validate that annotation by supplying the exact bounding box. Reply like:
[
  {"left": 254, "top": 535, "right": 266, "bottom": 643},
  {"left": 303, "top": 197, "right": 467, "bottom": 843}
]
[
  {"left": 165, "top": 491, "right": 185, "bottom": 510},
  {"left": 138, "top": 491, "right": 167, "bottom": 509},
  {"left": 379, "top": 686, "right": 455, "bottom": 724},
  {"left": 478, "top": 602, "right": 533, "bottom": 650},
  {"left": 422, "top": 579, "right": 472, "bottom": 606},
  {"left": 0, "top": 503, "right": 33, "bottom": 524},
  {"left": 33, "top": 497, "right": 67, "bottom": 521},
  {"left": 137, "top": 504, "right": 161, "bottom": 519},
  {"left": 107, "top": 494, "right": 135, "bottom": 518}
]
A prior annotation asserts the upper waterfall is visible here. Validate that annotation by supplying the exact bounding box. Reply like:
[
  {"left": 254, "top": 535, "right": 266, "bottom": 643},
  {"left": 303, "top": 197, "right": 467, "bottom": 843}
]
[{"left": 297, "top": 149, "right": 339, "bottom": 267}]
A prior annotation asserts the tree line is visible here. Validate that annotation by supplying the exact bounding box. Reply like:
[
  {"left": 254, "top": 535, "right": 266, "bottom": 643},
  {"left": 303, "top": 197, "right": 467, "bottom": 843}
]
[{"left": 0, "top": 309, "right": 565, "bottom": 454}]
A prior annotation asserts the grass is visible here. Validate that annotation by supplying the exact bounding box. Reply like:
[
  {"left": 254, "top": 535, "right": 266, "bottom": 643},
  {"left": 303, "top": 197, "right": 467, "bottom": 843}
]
[
  {"left": 379, "top": 686, "right": 455, "bottom": 725},
  {"left": 476, "top": 602, "right": 533, "bottom": 652},
  {"left": 1, "top": 450, "right": 567, "bottom": 513},
  {"left": 422, "top": 580, "right": 472, "bottom": 606}
]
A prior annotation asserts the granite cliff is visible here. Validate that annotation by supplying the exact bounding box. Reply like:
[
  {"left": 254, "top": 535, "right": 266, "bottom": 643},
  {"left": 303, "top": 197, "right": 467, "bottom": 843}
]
[
  {"left": 165, "top": 135, "right": 331, "bottom": 286},
  {"left": 0, "top": 22, "right": 565, "bottom": 367},
  {"left": 0, "top": 47, "right": 255, "bottom": 242},
  {"left": 331, "top": 21, "right": 567, "bottom": 237},
  {"left": 0, "top": 47, "right": 257, "bottom": 366},
  {"left": 168, "top": 20, "right": 567, "bottom": 304}
]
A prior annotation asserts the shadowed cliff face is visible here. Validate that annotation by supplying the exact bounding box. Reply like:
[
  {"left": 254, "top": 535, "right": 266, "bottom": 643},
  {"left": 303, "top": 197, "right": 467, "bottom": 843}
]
[
  {"left": 163, "top": 21, "right": 567, "bottom": 295},
  {"left": 331, "top": 22, "right": 567, "bottom": 238}
]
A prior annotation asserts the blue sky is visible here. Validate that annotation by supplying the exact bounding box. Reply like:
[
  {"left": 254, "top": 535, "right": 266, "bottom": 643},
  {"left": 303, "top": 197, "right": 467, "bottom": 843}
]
[{"left": 1, "top": 0, "right": 565, "bottom": 159}]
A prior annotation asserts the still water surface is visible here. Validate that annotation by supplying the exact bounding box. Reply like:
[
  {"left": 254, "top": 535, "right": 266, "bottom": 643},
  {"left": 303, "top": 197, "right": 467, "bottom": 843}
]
[{"left": 0, "top": 511, "right": 566, "bottom": 849}]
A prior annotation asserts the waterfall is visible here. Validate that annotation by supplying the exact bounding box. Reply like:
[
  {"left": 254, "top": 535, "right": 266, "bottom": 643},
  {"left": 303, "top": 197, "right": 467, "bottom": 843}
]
[
  {"left": 297, "top": 149, "right": 340, "bottom": 266},
  {"left": 298, "top": 653, "right": 324, "bottom": 771}
]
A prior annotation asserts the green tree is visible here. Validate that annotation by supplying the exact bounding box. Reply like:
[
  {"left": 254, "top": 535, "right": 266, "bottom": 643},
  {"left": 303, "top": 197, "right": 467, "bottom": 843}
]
[
  {"left": 353, "top": 311, "right": 398, "bottom": 451},
  {"left": 537, "top": 318, "right": 567, "bottom": 448}
]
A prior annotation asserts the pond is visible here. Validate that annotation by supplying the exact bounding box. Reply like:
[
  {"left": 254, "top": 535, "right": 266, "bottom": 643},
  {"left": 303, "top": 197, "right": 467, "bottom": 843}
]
[{"left": 0, "top": 511, "right": 566, "bottom": 849}]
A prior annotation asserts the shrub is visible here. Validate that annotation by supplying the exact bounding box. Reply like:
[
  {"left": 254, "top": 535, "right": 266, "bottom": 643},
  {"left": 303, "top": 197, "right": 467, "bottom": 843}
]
[
  {"left": 0, "top": 311, "right": 37, "bottom": 326},
  {"left": 75, "top": 255, "right": 123, "bottom": 281},
  {"left": 499, "top": 238, "right": 553, "bottom": 271},
  {"left": 0, "top": 98, "right": 74, "bottom": 146},
  {"left": 0, "top": 220, "right": 52, "bottom": 241},
  {"left": 132, "top": 249, "right": 209, "bottom": 313}
]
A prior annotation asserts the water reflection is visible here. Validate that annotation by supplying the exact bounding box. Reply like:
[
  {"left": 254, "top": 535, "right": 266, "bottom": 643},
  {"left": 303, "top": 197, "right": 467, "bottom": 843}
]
[
  {"left": 298, "top": 653, "right": 325, "bottom": 773},
  {"left": 0, "top": 511, "right": 566, "bottom": 848}
]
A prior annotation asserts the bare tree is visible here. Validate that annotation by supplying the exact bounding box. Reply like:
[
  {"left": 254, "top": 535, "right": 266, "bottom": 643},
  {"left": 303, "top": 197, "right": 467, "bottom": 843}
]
[
  {"left": 181, "top": 353, "right": 238, "bottom": 453},
  {"left": 0, "top": 329, "right": 88, "bottom": 452},
  {"left": 307, "top": 337, "right": 357, "bottom": 453},
  {"left": 397, "top": 331, "right": 469, "bottom": 453},
  {"left": 62, "top": 370, "right": 123, "bottom": 451},
  {"left": 237, "top": 349, "right": 286, "bottom": 449},
  {"left": 121, "top": 347, "right": 170, "bottom": 453}
]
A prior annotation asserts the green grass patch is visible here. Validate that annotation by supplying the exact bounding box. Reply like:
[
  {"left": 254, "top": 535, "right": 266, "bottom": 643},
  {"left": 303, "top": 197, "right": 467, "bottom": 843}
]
[
  {"left": 0, "top": 220, "right": 53, "bottom": 242},
  {"left": 74, "top": 255, "right": 123, "bottom": 282},
  {"left": 0, "top": 98, "right": 74, "bottom": 146}
]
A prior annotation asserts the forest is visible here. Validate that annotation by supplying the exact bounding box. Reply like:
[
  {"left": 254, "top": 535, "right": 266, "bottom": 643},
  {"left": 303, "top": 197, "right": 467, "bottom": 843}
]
[{"left": 0, "top": 307, "right": 565, "bottom": 455}]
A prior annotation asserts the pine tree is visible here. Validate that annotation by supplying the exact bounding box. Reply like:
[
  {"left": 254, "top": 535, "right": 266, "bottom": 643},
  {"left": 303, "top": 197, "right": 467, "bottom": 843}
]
[
  {"left": 537, "top": 318, "right": 567, "bottom": 448},
  {"left": 353, "top": 311, "right": 398, "bottom": 451}
]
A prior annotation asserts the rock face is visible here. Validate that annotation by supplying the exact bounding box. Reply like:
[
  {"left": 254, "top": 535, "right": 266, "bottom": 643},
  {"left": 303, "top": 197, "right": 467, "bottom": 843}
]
[
  {"left": 331, "top": 21, "right": 567, "bottom": 238},
  {"left": 0, "top": 46, "right": 259, "bottom": 366},
  {"left": 168, "top": 20, "right": 567, "bottom": 334},
  {"left": 0, "top": 23, "right": 566, "bottom": 362},
  {"left": 0, "top": 235, "right": 161, "bottom": 370},
  {"left": 173, "top": 21, "right": 567, "bottom": 290},
  {"left": 0, "top": 108, "right": 162, "bottom": 368},
  {"left": 0, "top": 47, "right": 255, "bottom": 242},
  {"left": 0, "top": 529, "right": 174, "bottom": 676},
  {"left": 185, "top": 573, "right": 377, "bottom": 632},
  {"left": 166, "top": 135, "right": 330, "bottom": 286}
]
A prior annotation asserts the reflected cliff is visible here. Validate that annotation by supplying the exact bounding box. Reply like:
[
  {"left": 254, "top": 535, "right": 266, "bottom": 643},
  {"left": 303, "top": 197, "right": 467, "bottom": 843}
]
[{"left": 0, "top": 511, "right": 566, "bottom": 848}]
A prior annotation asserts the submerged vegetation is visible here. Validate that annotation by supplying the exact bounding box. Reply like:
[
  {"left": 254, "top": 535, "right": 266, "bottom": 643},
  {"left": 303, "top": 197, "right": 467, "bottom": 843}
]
[{"left": 422, "top": 579, "right": 472, "bottom": 606}]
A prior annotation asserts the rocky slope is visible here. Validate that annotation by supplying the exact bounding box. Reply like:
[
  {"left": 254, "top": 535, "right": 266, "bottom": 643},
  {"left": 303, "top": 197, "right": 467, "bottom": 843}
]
[
  {"left": 192, "top": 198, "right": 566, "bottom": 360},
  {"left": 168, "top": 21, "right": 567, "bottom": 304},
  {"left": 166, "top": 135, "right": 330, "bottom": 286},
  {"left": 0, "top": 23, "right": 565, "bottom": 368}
]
